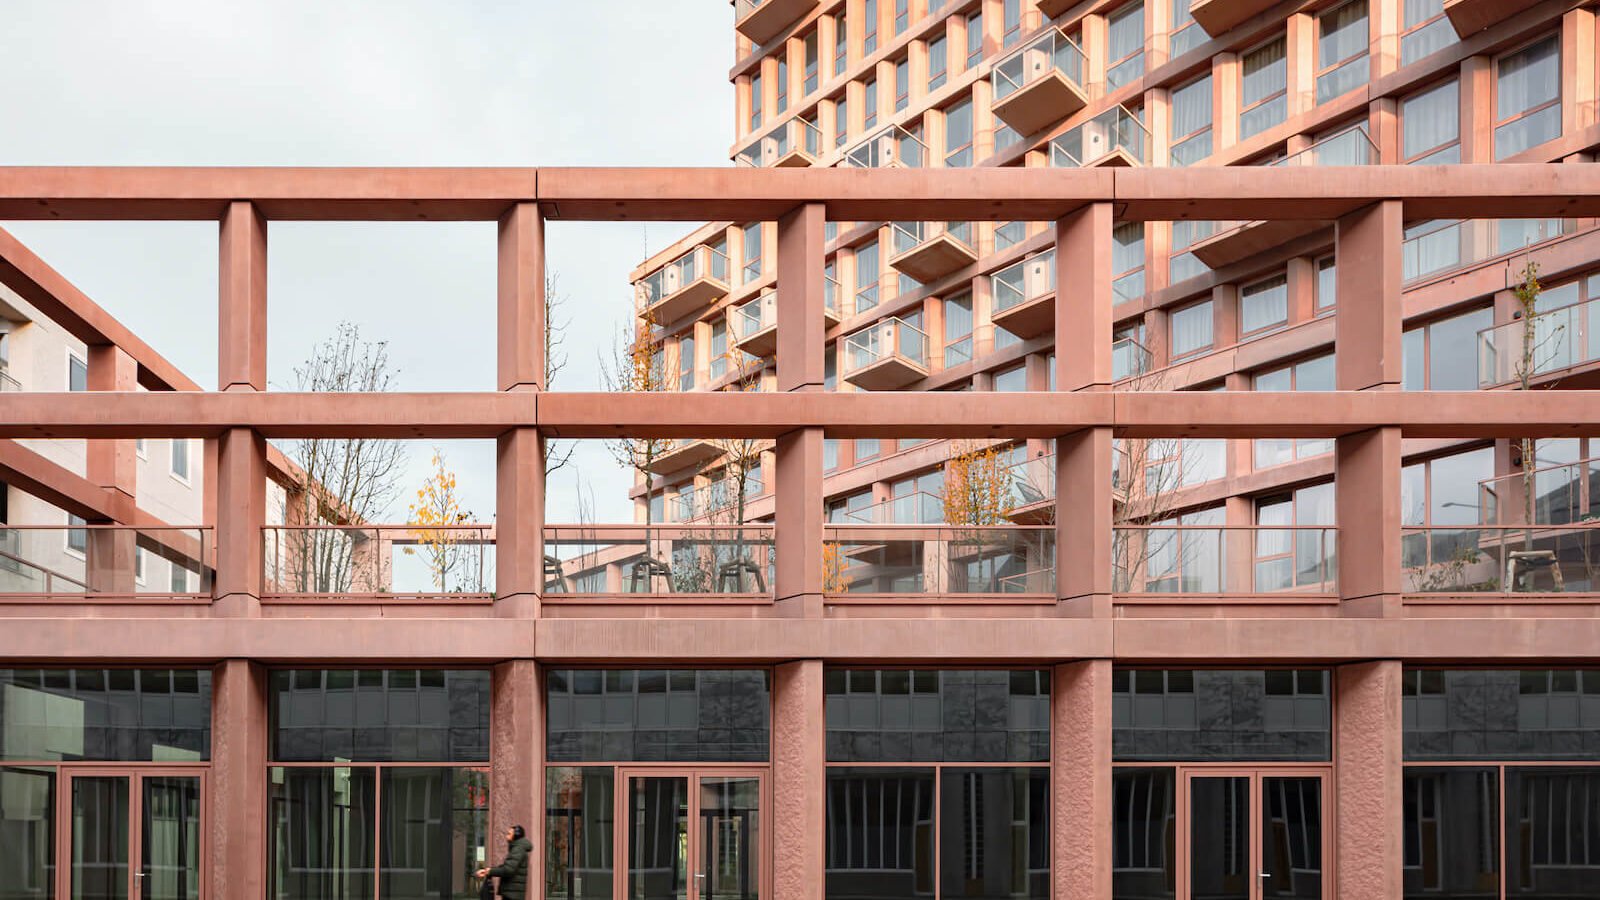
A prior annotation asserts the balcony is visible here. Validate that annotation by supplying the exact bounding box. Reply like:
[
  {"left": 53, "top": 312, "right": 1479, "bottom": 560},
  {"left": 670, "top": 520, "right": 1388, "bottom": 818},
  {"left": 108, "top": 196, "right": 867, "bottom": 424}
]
[
  {"left": 1113, "top": 526, "right": 1338, "bottom": 596},
  {"left": 989, "top": 249, "right": 1057, "bottom": 339},
  {"left": 733, "top": 0, "right": 817, "bottom": 45},
  {"left": 1002, "top": 453, "right": 1056, "bottom": 524},
  {"left": 1188, "top": 0, "right": 1277, "bottom": 37},
  {"left": 888, "top": 221, "right": 977, "bottom": 282},
  {"left": 841, "top": 124, "right": 928, "bottom": 169},
  {"left": 1, "top": 525, "right": 211, "bottom": 598},
  {"left": 735, "top": 117, "right": 824, "bottom": 168},
  {"left": 635, "top": 244, "right": 731, "bottom": 325},
  {"left": 1479, "top": 457, "right": 1600, "bottom": 530},
  {"left": 0, "top": 367, "right": 18, "bottom": 392},
  {"left": 1477, "top": 296, "right": 1600, "bottom": 388},
  {"left": 824, "top": 525, "right": 1055, "bottom": 599},
  {"left": 840, "top": 491, "right": 946, "bottom": 525},
  {"left": 990, "top": 28, "right": 1087, "bottom": 136},
  {"left": 841, "top": 317, "right": 930, "bottom": 390},
  {"left": 824, "top": 271, "right": 843, "bottom": 326},
  {"left": 1190, "top": 127, "right": 1379, "bottom": 269},
  {"left": 545, "top": 524, "right": 773, "bottom": 596},
  {"left": 1112, "top": 336, "right": 1154, "bottom": 382},
  {"left": 1403, "top": 525, "right": 1600, "bottom": 594},
  {"left": 1443, "top": 0, "right": 1518, "bottom": 39},
  {"left": 1047, "top": 105, "right": 1150, "bottom": 168},
  {"left": 646, "top": 438, "right": 725, "bottom": 475},
  {"left": 263, "top": 525, "right": 494, "bottom": 600},
  {"left": 733, "top": 291, "right": 778, "bottom": 357}
]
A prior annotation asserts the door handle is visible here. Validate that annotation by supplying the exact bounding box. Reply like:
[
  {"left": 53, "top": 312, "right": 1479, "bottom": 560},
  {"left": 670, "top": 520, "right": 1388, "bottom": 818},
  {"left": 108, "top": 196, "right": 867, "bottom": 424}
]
[{"left": 1258, "top": 871, "right": 1271, "bottom": 878}]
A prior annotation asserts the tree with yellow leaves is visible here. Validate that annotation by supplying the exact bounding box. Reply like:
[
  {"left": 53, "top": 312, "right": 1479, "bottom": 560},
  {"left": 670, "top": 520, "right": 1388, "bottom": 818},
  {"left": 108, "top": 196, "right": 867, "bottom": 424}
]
[
  {"left": 942, "top": 441, "right": 1015, "bottom": 526},
  {"left": 407, "top": 448, "right": 479, "bottom": 593}
]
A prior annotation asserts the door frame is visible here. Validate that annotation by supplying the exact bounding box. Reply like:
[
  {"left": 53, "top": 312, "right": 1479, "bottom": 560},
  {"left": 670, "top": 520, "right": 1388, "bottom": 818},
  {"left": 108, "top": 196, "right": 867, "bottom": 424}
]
[
  {"left": 614, "top": 765, "right": 771, "bottom": 900},
  {"left": 1177, "top": 766, "right": 1331, "bottom": 900},
  {"left": 54, "top": 765, "right": 208, "bottom": 900}
]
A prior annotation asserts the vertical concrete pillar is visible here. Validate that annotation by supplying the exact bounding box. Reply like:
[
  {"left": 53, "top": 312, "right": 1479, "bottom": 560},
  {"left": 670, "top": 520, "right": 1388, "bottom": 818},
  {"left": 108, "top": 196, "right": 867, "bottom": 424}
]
[
  {"left": 491, "top": 660, "right": 542, "bottom": 861},
  {"left": 1285, "top": 14, "right": 1316, "bottom": 117},
  {"left": 216, "top": 201, "right": 269, "bottom": 616},
  {"left": 496, "top": 428, "right": 544, "bottom": 617},
  {"left": 1055, "top": 203, "right": 1113, "bottom": 392},
  {"left": 1335, "top": 202, "right": 1402, "bottom": 392},
  {"left": 777, "top": 203, "right": 826, "bottom": 393},
  {"left": 1212, "top": 52, "right": 1240, "bottom": 151},
  {"left": 1562, "top": 8, "right": 1597, "bottom": 135},
  {"left": 772, "top": 660, "right": 825, "bottom": 900},
  {"left": 1056, "top": 428, "right": 1114, "bottom": 616},
  {"left": 85, "top": 344, "right": 137, "bottom": 593},
  {"left": 214, "top": 427, "right": 266, "bottom": 616},
  {"left": 1052, "top": 660, "right": 1112, "bottom": 899},
  {"left": 776, "top": 203, "right": 827, "bottom": 617},
  {"left": 210, "top": 659, "right": 267, "bottom": 900},
  {"left": 499, "top": 202, "right": 547, "bottom": 392},
  {"left": 1335, "top": 660, "right": 1403, "bottom": 899},
  {"left": 1459, "top": 56, "right": 1494, "bottom": 164},
  {"left": 218, "top": 201, "right": 267, "bottom": 393}
]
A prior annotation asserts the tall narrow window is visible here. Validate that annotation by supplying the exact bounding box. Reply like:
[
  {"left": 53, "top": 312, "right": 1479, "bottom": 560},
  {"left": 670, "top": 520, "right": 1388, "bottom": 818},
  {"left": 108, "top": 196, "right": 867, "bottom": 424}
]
[
  {"left": 835, "top": 97, "right": 850, "bottom": 147},
  {"left": 1496, "top": 35, "right": 1561, "bottom": 160},
  {"left": 1240, "top": 36, "right": 1287, "bottom": 139},
  {"left": 749, "top": 72, "right": 764, "bottom": 132},
  {"left": 1002, "top": 0, "right": 1021, "bottom": 48},
  {"left": 1315, "top": 256, "right": 1336, "bottom": 313},
  {"left": 1112, "top": 222, "right": 1145, "bottom": 305},
  {"left": 171, "top": 438, "right": 191, "bottom": 480},
  {"left": 1170, "top": 0, "right": 1202, "bottom": 57},
  {"left": 743, "top": 222, "right": 763, "bottom": 283},
  {"left": 710, "top": 321, "right": 730, "bottom": 381},
  {"left": 894, "top": 57, "right": 910, "bottom": 111},
  {"left": 776, "top": 59, "right": 789, "bottom": 114},
  {"left": 863, "top": 78, "right": 878, "bottom": 129},
  {"left": 1106, "top": 3, "right": 1146, "bottom": 90},
  {"left": 835, "top": 13, "right": 850, "bottom": 75},
  {"left": 678, "top": 334, "right": 697, "bottom": 391},
  {"left": 894, "top": 0, "right": 909, "bottom": 34},
  {"left": 864, "top": 0, "right": 879, "bottom": 54},
  {"left": 966, "top": 11, "right": 984, "bottom": 68},
  {"left": 854, "top": 240, "right": 880, "bottom": 313},
  {"left": 804, "top": 31, "right": 820, "bottom": 95},
  {"left": 944, "top": 292, "right": 975, "bottom": 366},
  {"left": 1402, "top": 79, "right": 1460, "bottom": 164},
  {"left": 68, "top": 353, "right": 88, "bottom": 392},
  {"left": 928, "top": 36, "right": 948, "bottom": 91},
  {"left": 1254, "top": 483, "right": 1336, "bottom": 590},
  {"left": 1316, "top": 0, "right": 1369, "bottom": 105},
  {"left": 1170, "top": 300, "right": 1214, "bottom": 358},
  {"left": 1169, "top": 75, "right": 1213, "bottom": 166},
  {"left": 1240, "top": 272, "right": 1289, "bottom": 335},
  {"left": 1401, "top": 0, "right": 1457, "bottom": 65},
  {"left": 944, "top": 98, "right": 973, "bottom": 167}
]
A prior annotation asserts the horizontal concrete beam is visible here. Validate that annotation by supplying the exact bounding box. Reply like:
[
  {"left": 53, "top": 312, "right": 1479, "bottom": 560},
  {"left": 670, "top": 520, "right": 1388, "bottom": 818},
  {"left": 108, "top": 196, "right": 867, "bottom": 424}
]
[{"left": 0, "top": 389, "right": 1596, "bottom": 440}]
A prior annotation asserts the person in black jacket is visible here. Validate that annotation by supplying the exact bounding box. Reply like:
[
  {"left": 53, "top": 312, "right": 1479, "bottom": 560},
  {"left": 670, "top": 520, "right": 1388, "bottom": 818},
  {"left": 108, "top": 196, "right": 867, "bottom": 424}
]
[{"left": 478, "top": 825, "right": 533, "bottom": 900}]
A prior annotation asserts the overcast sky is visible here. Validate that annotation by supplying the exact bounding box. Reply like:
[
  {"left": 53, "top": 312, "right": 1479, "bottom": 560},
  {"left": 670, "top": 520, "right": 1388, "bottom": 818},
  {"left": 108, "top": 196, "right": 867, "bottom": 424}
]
[{"left": 0, "top": 0, "right": 734, "bottom": 522}]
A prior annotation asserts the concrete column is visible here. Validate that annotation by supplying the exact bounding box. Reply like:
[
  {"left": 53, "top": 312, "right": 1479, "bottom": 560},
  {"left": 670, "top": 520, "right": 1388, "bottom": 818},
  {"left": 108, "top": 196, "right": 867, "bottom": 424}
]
[
  {"left": 772, "top": 660, "right": 825, "bottom": 900},
  {"left": 496, "top": 428, "right": 544, "bottom": 617},
  {"left": 214, "top": 427, "right": 266, "bottom": 616},
  {"left": 491, "top": 660, "right": 542, "bottom": 858},
  {"left": 1335, "top": 660, "right": 1403, "bottom": 899},
  {"left": 85, "top": 344, "right": 137, "bottom": 593},
  {"left": 1336, "top": 427, "right": 1402, "bottom": 615},
  {"left": 1052, "top": 660, "right": 1112, "bottom": 899},
  {"left": 1563, "top": 8, "right": 1597, "bottom": 135},
  {"left": 777, "top": 203, "right": 827, "bottom": 392},
  {"left": 776, "top": 428, "right": 824, "bottom": 616},
  {"left": 218, "top": 201, "right": 267, "bottom": 393},
  {"left": 210, "top": 659, "right": 267, "bottom": 900},
  {"left": 498, "top": 202, "right": 546, "bottom": 392},
  {"left": 1335, "top": 202, "right": 1403, "bottom": 391},
  {"left": 1212, "top": 52, "right": 1240, "bottom": 152},
  {"left": 1286, "top": 13, "right": 1316, "bottom": 118},
  {"left": 1459, "top": 56, "right": 1494, "bottom": 164},
  {"left": 775, "top": 203, "right": 827, "bottom": 617},
  {"left": 1056, "top": 428, "right": 1114, "bottom": 616},
  {"left": 1055, "top": 203, "right": 1113, "bottom": 392}
]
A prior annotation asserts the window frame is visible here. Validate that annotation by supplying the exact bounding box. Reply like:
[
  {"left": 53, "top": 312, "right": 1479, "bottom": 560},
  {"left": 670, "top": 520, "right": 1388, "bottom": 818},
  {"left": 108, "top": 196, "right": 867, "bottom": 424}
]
[
  {"left": 170, "top": 437, "right": 191, "bottom": 484},
  {"left": 1239, "top": 271, "right": 1290, "bottom": 337},
  {"left": 1169, "top": 298, "right": 1215, "bottom": 360},
  {"left": 1315, "top": 0, "right": 1370, "bottom": 105},
  {"left": 1400, "top": 77, "right": 1461, "bottom": 164},
  {"left": 1238, "top": 34, "right": 1288, "bottom": 140},
  {"left": 927, "top": 34, "right": 948, "bottom": 92},
  {"left": 1168, "top": 74, "right": 1213, "bottom": 166},
  {"left": 67, "top": 350, "right": 88, "bottom": 393},
  {"left": 1494, "top": 32, "right": 1562, "bottom": 161},
  {"left": 943, "top": 97, "right": 974, "bottom": 167},
  {"left": 804, "top": 30, "right": 820, "bottom": 95},
  {"left": 1399, "top": 0, "right": 1457, "bottom": 66},
  {"left": 1105, "top": 2, "right": 1147, "bottom": 91}
]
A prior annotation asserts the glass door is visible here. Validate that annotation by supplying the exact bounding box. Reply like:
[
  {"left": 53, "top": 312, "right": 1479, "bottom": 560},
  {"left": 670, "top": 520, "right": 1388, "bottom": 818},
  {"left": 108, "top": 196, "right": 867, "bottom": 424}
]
[
  {"left": 1182, "top": 770, "right": 1325, "bottom": 900},
  {"left": 620, "top": 770, "right": 763, "bottom": 900},
  {"left": 68, "top": 773, "right": 131, "bottom": 900},
  {"left": 61, "top": 770, "right": 203, "bottom": 900}
]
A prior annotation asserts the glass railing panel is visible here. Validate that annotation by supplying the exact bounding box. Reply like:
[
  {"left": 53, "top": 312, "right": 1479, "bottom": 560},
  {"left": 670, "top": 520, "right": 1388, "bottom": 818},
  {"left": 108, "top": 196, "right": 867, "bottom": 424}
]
[
  {"left": 1112, "top": 337, "right": 1153, "bottom": 381},
  {"left": 841, "top": 125, "right": 928, "bottom": 168},
  {"left": 544, "top": 525, "right": 774, "bottom": 595},
  {"left": 1477, "top": 295, "right": 1600, "bottom": 387},
  {"left": 823, "top": 525, "right": 1055, "bottom": 596},
  {"left": 1048, "top": 105, "right": 1149, "bottom": 168},
  {"left": 0, "top": 368, "right": 18, "bottom": 392},
  {"left": 891, "top": 222, "right": 925, "bottom": 256},
  {"left": 1402, "top": 525, "right": 1600, "bottom": 593},
  {"left": 990, "top": 250, "right": 1056, "bottom": 313},
  {"left": 262, "top": 525, "right": 494, "bottom": 597},
  {"left": 1002, "top": 453, "right": 1056, "bottom": 511},
  {"left": 734, "top": 292, "right": 778, "bottom": 340},
  {"left": 842, "top": 317, "right": 930, "bottom": 372},
  {"left": 991, "top": 28, "right": 1086, "bottom": 101},
  {"left": 843, "top": 491, "right": 946, "bottom": 525},
  {"left": 1271, "top": 126, "right": 1379, "bottom": 167},
  {"left": 1478, "top": 457, "right": 1600, "bottom": 527},
  {"left": 1112, "top": 527, "right": 1338, "bottom": 595},
  {"left": 0, "top": 526, "right": 212, "bottom": 596}
]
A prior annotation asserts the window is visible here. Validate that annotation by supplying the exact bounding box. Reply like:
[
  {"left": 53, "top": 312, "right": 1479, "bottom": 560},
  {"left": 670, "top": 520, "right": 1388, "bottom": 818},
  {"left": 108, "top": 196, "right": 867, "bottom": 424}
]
[
  {"left": 68, "top": 353, "right": 88, "bottom": 392},
  {"left": 0, "top": 668, "right": 213, "bottom": 761},
  {"left": 1170, "top": 0, "right": 1203, "bottom": 57},
  {"left": 835, "top": 97, "right": 850, "bottom": 147},
  {"left": 1401, "top": 0, "right": 1456, "bottom": 65},
  {"left": 863, "top": 78, "right": 878, "bottom": 129},
  {"left": 743, "top": 222, "right": 763, "bottom": 282},
  {"left": 894, "top": 57, "right": 909, "bottom": 111},
  {"left": 1240, "top": 272, "right": 1289, "bottom": 335},
  {"left": 1106, "top": 3, "right": 1145, "bottom": 90},
  {"left": 994, "top": 365, "right": 1027, "bottom": 392},
  {"left": 890, "top": 471, "right": 944, "bottom": 523},
  {"left": 136, "top": 438, "right": 147, "bottom": 458},
  {"left": 678, "top": 334, "right": 696, "bottom": 391},
  {"left": 1254, "top": 482, "right": 1336, "bottom": 590},
  {"left": 826, "top": 669, "right": 1049, "bottom": 761},
  {"left": 1170, "top": 300, "right": 1214, "bottom": 358},
  {"left": 1254, "top": 355, "right": 1336, "bottom": 467},
  {"left": 66, "top": 513, "right": 88, "bottom": 555},
  {"left": 1402, "top": 79, "right": 1460, "bottom": 164},
  {"left": 894, "top": 0, "right": 908, "bottom": 34},
  {"left": 944, "top": 98, "right": 973, "bottom": 167},
  {"left": 994, "top": 220, "right": 1026, "bottom": 251},
  {"left": 710, "top": 321, "right": 730, "bottom": 381},
  {"left": 1496, "top": 35, "right": 1561, "bottom": 160},
  {"left": 855, "top": 438, "right": 880, "bottom": 461},
  {"left": 170, "top": 438, "right": 190, "bottom": 481},
  {"left": 1497, "top": 217, "right": 1565, "bottom": 255},
  {"left": 1401, "top": 218, "right": 1462, "bottom": 281},
  {"left": 1112, "top": 222, "right": 1145, "bottom": 305},
  {"left": 824, "top": 438, "right": 840, "bottom": 471},
  {"left": 804, "top": 30, "right": 820, "bottom": 95},
  {"left": 547, "top": 669, "right": 771, "bottom": 762},
  {"left": 1001, "top": 0, "right": 1021, "bottom": 48},
  {"left": 1114, "top": 669, "right": 1331, "bottom": 761},
  {"left": 853, "top": 240, "right": 880, "bottom": 312},
  {"left": 995, "top": 121, "right": 1023, "bottom": 153},
  {"left": 1402, "top": 306, "right": 1493, "bottom": 390},
  {"left": 965, "top": 11, "right": 984, "bottom": 68},
  {"left": 750, "top": 71, "right": 763, "bottom": 132},
  {"left": 864, "top": 0, "right": 878, "bottom": 54},
  {"left": 1240, "top": 36, "right": 1287, "bottom": 139},
  {"left": 834, "top": 13, "right": 849, "bottom": 75},
  {"left": 170, "top": 558, "right": 192, "bottom": 593},
  {"left": 944, "top": 293, "right": 974, "bottom": 366},
  {"left": 1168, "top": 75, "right": 1212, "bottom": 166},
  {"left": 1315, "top": 256, "right": 1336, "bottom": 312},
  {"left": 927, "top": 36, "right": 948, "bottom": 92},
  {"left": 776, "top": 59, "right": 789, "bottom": 114},
  {"left": 1316, "top": 0, "right": 1369, "bottom": 105},
  {"left": 1168, "top": 219, "right": 1215, "bottom": 283}
]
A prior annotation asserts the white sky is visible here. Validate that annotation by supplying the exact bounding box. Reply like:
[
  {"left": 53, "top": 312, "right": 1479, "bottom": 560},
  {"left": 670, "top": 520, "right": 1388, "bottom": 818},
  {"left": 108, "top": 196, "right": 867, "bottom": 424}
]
[{"left": 0, "top": 0, "right": 734, "bottom": 523}]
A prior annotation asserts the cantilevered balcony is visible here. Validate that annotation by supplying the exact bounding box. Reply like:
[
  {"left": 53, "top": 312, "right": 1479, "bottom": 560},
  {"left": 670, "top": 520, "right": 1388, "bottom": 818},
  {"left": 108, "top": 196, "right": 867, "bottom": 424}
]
[
  {"left": 841, "top": 124, "right": 928, "bottom": 169},
  {"left": 990, "top": 28, "right": 1087, "bottom": 136},
  {"left": 1477, "top": 297, "right": 1600, "bottom": 388},
  {"left": 1047, "top": 105, "right": 1149, "bottom": 168},
  {"left": 824, "top": 524, "right": 1055, "bottom": 598},
  {"left": 1443, "top": 0, "right": 1517, "bottom": 38},
  {"left": 733, "top": 0, "right": 818, "bottom": 45},
  {"left": 1112, "top": 335, "right": 1154, "bottom": 382},
  {"left": 1191, "top": 127, "right": 1378, "bottom": 269},
  {"left": 1002, "top": 454, "right": 1056, "bottom": 524},
  {"left": 888, "top": 221, "right": 977, "bottom": 282},
  {"left": 733, "top": 291, "right": 778, "bottom": 357},
  {"left": 1189, "top": 0, "right": 1278, "bottom": 37},
  {"left": 989, "top": 249, "right": 1057, "bottom": 339},
  {"left": 841, "top": 317, "right": 930, "bottom": 390},
  {"left": 1479, "top": 456, "right": 1600, "bottom": 528},
  {"left": 735, "top": 117, "right": 824, "bottom": 168},
  {"left": 635, "top": 244, "right": 731, "bottom": 325},
  {"left": 646, "top": 438, "right": 725, "bottom": 475}
]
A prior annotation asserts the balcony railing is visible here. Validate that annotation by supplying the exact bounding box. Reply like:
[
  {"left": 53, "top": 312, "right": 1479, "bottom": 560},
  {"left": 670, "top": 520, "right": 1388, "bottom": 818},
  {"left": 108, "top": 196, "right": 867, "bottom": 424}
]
[
  {"left": 1112, "top": 336, "right": 1154, "bottom": 382},
  {"left": 841, "top": 316, "right": 931, "bottom": 389},
  {"left": 1047, "top": 105, "right": 1150, "bottom": 168},
  {"left": 1402, "top": 525, "right": 1600, "bottom": 594},
  {"left": 989, "top": 249, "right": 1057, "bottom": 338},
  {"left": 1271, "top": 126, "right": 1379, "bottom": 168},
  {"left": 635, "top": 244, "right": 731, "bottom": 324},
  {"left": 1479, "top": 456, "right": 1600, "bottom": 527},
  {"left": 545, "top": 524, "right": 774, "bottom": 596},
  {"left": 841, "top": 124, "right": 928, "bottom": 169},
  {"left": 888, "top": 221, "right": 977, "bottom": 282},
  {"left": 733, "top": 291, "right": 779, "bottom": 357},
  {"left": 263, "top": 525, "right": 495, "bottom": 599},
  {"left": 990, "top": 27, "right": 1088, "bottom": 135},
  {"left": 1113, "top": 526, "right": 1338, "bottom": 595},
  {"left": 0, "top": 368, "right": 19, "bottom": 392},
  {"left": 1002, "top": 453, "right": 1056, "bottom": 523},
  {"left": 647, "top": 438, "right": 726, "bottom": 475},
  {"left": 1404, "top": 218, "right": 1569, "bottom": 285},
  {"left": 1478, "top": 296, "right": 1600, "bottom": 387},
  {"left": 736, "top": 118, "right": 824, "bottom": 168},
  {"left": 0, "top": 525, "right": 212, "bottom": 597},
  {"left": 823, "top": 524, "right": 1055, "bottom": 598},
  {"left": 839, "top": 490, "right": 945, "bottom": 525},
  {"left": 733, "top": 0, "right": 818, "bottom": 44}
]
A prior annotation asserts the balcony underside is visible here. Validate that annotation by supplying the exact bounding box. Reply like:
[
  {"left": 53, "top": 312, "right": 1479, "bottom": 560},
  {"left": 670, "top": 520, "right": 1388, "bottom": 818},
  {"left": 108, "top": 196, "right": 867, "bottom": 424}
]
[
  {"left": 735, "top": 323, "right": 778, "bottom": 358},
  {"left": 1443, "top": 0, "right": 1519, "bottom": 37},
  {"left": 990, "top": 294, "right": 1055, "bottom": 339},
  {"left": 648, "top": 277, "right": 727, "bottom": 325},
  {"left": 843, "top": 356, "right": 927, "bottom": 391},
  {"left": 646, "top": 439, "right": 723, "bottom": 475},
  {"left": 991, "top": 74, "right": 1086, "bottom": 137},
  {"left": 1190, "top": 0, "right": 1277, "bottom": 37},
  {"left": 890, "top": 234, "right": 978, "bottom": 283},
  {"left": 1088, "top": 147, "right": 1140, "bottom": 168},
  {"left": 735, "top": 0, "right": 818, "bottom": 45},
  {"left": 773, "top": 148, "right": 816, "bottom": 168},
  {"left": 1034, "top": 0, "right": 1075, "bottom": 17},
  {"left": 1191, "top": 219, "right": 1324, "bottom": 270}
]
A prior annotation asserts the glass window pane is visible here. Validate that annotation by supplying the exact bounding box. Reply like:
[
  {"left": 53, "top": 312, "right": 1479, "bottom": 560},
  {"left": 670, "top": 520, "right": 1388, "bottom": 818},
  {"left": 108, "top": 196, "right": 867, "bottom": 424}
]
[
  {"left": 379, "top": 767, "right": 489, "bottom": 899},
  {"left": 1241, "top": 275, "right": 1288, "bottom": 333},
  {"left": 699, "top": 776, "right": 760, "bottom": 900},
  {"left": 0, "top": 766, "right": 54, "bottom": 898},
  {"left": 1402, "top": 767, "right": 1498, "bottom": 900},
  {"left": 1170, "top": 301, "right": 1213, "bottom": 357},
  {"left": 1113, "top": 767, "right": 1175, "bottom": 900},
  {"left": 826, "top": 767, "right": 936, "bottom": 899},
  {"left": 547, "top": 670, "right": 771, "bottom": 763},
  {"left": 1189, "top": 776, "right": 1250, "bottom": 900},
  {"left": 545, "top": 767, "right": 615, "bottom": 900},
  {"left": 269, "top": 766, "right": 377, "bottom": 899},
  {"left": 825, "top": 669, "right": 1050, "bottom": 762},
  {"left": 1260, "top": 777, "right": 1324, "bottom": 899},
  {"left": 270, "top": 669, "right": 490, "bottom": 763},
  {"left": 1403, "top": 80, "right": 1459, "bottom": 161},
  {"left": 0, "top": 669, "right": 212, "bottom": 762},
  {"left": 1504, "top": 766, "right": 1600, "bottom": 897},
  {"left": 939, "top": 768, "right": 1049, "bottom": 900},
  {"left": 1404, "top": 670, "right": 1600, "bottom": 761},
  {"left": 1113, "top": 670, "right": 1332, "bottom": 761},
  {"left": 140, "top": 774, "right": 201, "bottom": 900},
  {"left": 1427, "top": 308, "right": 1493, "bottom": 390}
]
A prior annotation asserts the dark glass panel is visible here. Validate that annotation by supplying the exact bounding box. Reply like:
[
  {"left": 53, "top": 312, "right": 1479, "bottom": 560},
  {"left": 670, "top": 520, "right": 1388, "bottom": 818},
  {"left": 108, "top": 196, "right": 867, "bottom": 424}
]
[
  {"left": 1505, "top": 766, "right": 1600, "bottom": 898},
  {"left": 0, "top": 766, "right": 54, "bottom": 898},
  {"left": 140, "top": 775, "right": 201, "bottom": 900},
  {"left": 71, "top": 775, "right": 129, "bottom": 900},
  {"left": 0, "top": 669, "right": 211, "bottom": 762},
  {"left": 1188, "top": 776, "right": 1249, "bottom": 900},
  {"left": 825, "top": 670, "right": 1050, "bottom": 763},
  {"left": 1402, "top": 767, "right": 1499, "bottom": 900},
  {"left": 628, "top": 776, "right": 689, "bottom": 900},
  {"left": 546, "top": 670, "right": 770, "bottom": 763},
  {"left": 1113, "top": 670, "right": 1331, "bottom": 762},
  {"left": 1260, "top": 777, "right": 1323, "bottom": 899},
  {"left": 545, "top": 767, "right": 615, "bottom": 900},
  {"left": 269, "top": 669, "right": 490, "bottom": 763},
  {"left": 267, "top": 766, "right": 377, "bottom": 899},
  {"left": 700, "top": 777, "right": 760, "bottom": 900},
  {"left": 379, "top": 767, "right": 490, "bottom": 899},
  {"left": 1404, "top": 669, "right": 1600, "bottom": 762},
  {"left": 1112, "top": 767, "right": 1175, "bottom": 900},
  {"left": 938, "top": 767, "right": 1049, "bottom": 900},
  {"left": 825, "top": 767, "right": 935, "bottom": 900}
]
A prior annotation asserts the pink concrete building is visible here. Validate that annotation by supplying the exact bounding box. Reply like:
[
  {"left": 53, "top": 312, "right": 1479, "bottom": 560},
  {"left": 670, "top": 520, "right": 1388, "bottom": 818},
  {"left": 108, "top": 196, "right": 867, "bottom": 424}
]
[{"left": 1, "top": 2, "right": 1600, "bottom": 900}]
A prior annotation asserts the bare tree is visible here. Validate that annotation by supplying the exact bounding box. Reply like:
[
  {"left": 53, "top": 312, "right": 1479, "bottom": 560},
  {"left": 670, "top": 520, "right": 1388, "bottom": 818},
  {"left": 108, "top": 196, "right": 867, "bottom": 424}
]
[
  {"left": 599, "top": 308, "right": 676, "bottom": 590},
  {"left": 543, "top": 273, "right": 575, "bottom": 476},
  {"left": 702, "top": 342, "right": 770, "bottom": 591}
]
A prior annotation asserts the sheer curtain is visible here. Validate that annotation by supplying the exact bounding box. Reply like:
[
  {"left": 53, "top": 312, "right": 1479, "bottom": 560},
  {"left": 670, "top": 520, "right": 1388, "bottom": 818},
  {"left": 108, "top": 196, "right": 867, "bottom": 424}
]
[
  {"left": 1170, "top": 301, "right": 1213, "bottom": 357},
  {"left": 1402, "top": 80, "right": 1459, "bottom": 160}
]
